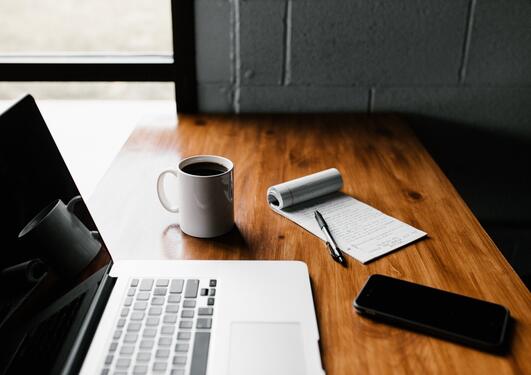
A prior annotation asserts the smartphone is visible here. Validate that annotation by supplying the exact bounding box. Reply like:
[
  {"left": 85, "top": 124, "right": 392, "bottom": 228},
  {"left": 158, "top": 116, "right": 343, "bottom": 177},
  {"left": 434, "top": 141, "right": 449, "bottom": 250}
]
[{"left": 353, "top": 274, "right": 510, "bottom": 351}]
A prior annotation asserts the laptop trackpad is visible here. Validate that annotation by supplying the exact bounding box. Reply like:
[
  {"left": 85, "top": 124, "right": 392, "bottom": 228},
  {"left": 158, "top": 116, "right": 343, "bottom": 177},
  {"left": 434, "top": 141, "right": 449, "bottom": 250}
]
[{"left": 228, "top": 322, "right": 306, "bottom": 375}]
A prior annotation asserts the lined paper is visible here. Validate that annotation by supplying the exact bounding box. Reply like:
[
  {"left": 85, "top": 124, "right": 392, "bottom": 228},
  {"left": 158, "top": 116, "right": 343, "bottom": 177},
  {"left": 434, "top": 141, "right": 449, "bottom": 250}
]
[{"left": 268, "top": 170, "right": 426, "bottom": 263}]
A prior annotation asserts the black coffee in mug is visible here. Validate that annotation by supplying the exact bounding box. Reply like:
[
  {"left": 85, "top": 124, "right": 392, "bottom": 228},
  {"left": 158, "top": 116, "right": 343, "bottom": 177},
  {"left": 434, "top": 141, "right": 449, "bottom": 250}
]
[{"left": 181, "top": 162, "right": 228, "bottom": 176}]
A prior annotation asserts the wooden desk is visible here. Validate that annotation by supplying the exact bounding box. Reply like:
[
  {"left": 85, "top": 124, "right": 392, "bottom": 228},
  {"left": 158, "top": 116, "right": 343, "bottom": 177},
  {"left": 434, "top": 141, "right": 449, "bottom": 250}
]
[{"left": 89, "top": 114, "right": 530, "bottom": 374}]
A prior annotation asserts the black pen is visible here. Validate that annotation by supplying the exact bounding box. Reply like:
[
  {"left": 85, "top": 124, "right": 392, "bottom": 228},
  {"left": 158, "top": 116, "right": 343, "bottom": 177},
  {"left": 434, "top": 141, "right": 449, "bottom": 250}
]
[{"left": 314, "top": 210, "right": 346, "bottom": 266}]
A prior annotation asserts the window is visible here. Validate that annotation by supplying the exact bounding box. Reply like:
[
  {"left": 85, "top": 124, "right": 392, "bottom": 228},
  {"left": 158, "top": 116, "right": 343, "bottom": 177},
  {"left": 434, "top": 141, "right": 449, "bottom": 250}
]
[
  {"left": 0, "top": 0, "right": 172, "bottom": 54},
  {"left": 0, "top": 0, "right": 197, "bottom": 111},
  {"left": 0, "top": 82, "right": 174, "bottom": 101}
]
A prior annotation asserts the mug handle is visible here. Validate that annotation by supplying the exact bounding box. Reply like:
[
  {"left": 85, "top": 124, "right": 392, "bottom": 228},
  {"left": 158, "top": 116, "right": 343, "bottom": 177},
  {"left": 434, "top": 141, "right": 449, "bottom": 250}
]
[
  {"left": 67, "top": 195, "right": 101, "bottom": 247},
  {"left": 157, "top": 169, "right": 180, "bottom": 213},
  {"left": 91, "top": 230, "right": 102, "bottom": 243},
  {"left": 66, "top": 195, "right": 83, "bottom": 213}
]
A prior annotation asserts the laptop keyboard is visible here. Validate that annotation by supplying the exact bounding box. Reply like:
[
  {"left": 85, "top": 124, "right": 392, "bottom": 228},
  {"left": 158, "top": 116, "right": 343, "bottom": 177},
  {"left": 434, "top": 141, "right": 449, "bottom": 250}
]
[{"left": 101, "top": 278, "right": 216, "bottom": 375}]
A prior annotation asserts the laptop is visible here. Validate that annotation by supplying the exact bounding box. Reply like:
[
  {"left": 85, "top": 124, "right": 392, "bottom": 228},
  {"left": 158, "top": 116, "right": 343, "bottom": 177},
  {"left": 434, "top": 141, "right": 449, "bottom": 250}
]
[{"left": 0, "top": 95, "right": 324, "bottom": 375}]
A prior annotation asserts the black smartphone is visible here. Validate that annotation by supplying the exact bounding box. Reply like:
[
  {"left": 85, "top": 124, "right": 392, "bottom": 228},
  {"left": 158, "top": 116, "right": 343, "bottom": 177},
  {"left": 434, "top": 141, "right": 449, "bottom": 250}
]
[{"left": 353, "top": 274, "right": 510, "bottom": 351}]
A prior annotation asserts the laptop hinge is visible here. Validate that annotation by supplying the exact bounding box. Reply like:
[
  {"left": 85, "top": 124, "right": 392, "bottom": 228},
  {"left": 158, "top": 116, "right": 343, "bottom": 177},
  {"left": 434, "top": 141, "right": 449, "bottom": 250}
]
[{"left": 60, "top": 264, "right": 116, "bottom": 375}]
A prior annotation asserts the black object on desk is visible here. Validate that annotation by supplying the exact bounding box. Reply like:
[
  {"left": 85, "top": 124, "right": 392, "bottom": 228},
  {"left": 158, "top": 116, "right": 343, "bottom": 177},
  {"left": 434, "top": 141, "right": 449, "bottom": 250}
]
[
  {"left": 353, "top": 274, "right": 511, "bottom": 352},
  {"left": 314, "top": 210, "right": 346, "bottom": 266}
]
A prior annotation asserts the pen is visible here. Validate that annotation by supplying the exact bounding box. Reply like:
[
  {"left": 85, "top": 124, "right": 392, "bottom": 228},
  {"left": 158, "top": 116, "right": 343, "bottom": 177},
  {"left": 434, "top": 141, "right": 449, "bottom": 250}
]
[{"left": 314, "top": 210, "right": 346, "bottom": 266}]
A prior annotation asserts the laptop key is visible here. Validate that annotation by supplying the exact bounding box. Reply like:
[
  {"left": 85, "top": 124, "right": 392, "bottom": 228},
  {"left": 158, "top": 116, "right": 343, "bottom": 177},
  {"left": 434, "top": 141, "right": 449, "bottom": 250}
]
[
  {"left": 143, "top": 328, "right": 157, "bottom": 337},
  {"left": 177, "top": 331, "right": 191, "bottom": 341},
  {"left": 127, "top": 288, "right": 136, "bottom": 296},
  {"left": 136, "top": 352, "right": 151, "bottom": 362},
  {"left": 184, "top": 280, "right": 199, "bottom": 298},
  {"left": 196, "top": 318, "right": 212, "bottom": 329},
  {"left": 113, "top": 330, "right": 122, "bottom": 340},
  {"left": 190, "top": 332, "right": 210, "bottom": 375},
  {"left": 104, "top": 355, "right": 113, "bottom": 365},
  {"left": 116, "top": 358, "right": 131, "bottom": 368},
  {"left": 209, "top": 288, "right": 216, "bottom": 296},
  {"left": 124, "top": 333, "right": 138, "bottom": 343},
  {"left": 120, "top": 345, "right": 135, "bottom": 355},
  {"left": 130, "top": 279, "right": 139, "bottom": 287},
  {"left": 200, "top": 288, "right": 208, "bottom": 296},
  {"left": 140, "top": 339, "right": 155, "bottom": 349},
  {"left": 131, "top": 311, "right": 145, "bottom": 320},
  {"left": 120, "top": 308, "right": 129, "bottom": 317},
  {"left": 116, "top": 318, "right": 126, "bottom": 328},
  {"left": 156, "top": 349, "right": 170, "bottom": 358},
  {"left": 161, "top": 325, "right": 175, "bottom": 335},
  {"left": 109, "top": 342, "right": 118, "bottom": 352},
  {"left": 156, "top": 279, "right": 169, "bottom": 287},
  {"left": 139, "top": 279, "right": 154, "bottom": 291},
  {"left": 181, "top": 309, "right": 194, "bottom": 318},
  {"left": 179, "top": 320, "right": 193, "bottom": 329},
  {"left": 127, "top": 322, "right": 141, "bottom": 332},
  {"left": 133, "top": 301, "right": 148, "bottom": 310},
  {"left": 170, "top": 279, "right": 184, "bottom": 294},
  {"left": 183, "top": 300, "right": 196, "bottom": 308},
  {"left": 158, "top": 336, "right": 172, "bottom": 346},
  {"left": 207, "top": 298, "right": 215, "bottom": 306},
  {"left": 151, "top": 296, "right": 165, "bottom": 305},
  {"left": 153, "top": 362, "right": 167, "bottom": 372},
  {"left": 198, "top": 307, "right": 213, "bottom": 316},
  {"left": 133, "top": 365, "right": 148, "bottom": 374},
  {"left": 149, "top": 306, "right": 163, "bottom": 315},
  {"left": 165, "top": 304, "right": 179, "bottom": 313},
  {"left": 209, "top": 280, "right": 217, "bottom": 287},
  {"left": 123, "top": 297, "right": 133, "bottom": 306},
  {"left": 154, "top": 287, "right": 167, "bottom": 296},
  {"left": 173, "top": 356, "right": 187, "bottom": 366},
  {"left": 175, "top": 343, "right": 189, "bottom": 352},
  {"left": 168, "top": 295, "right": 181, "bottom": 303},
  {"left": 163, "top": 314, "right": 177, "bottom": 324},
  {"left": 146, "top": 317, "right": 160, "bottom": 326},
  {"left": 171, "top": 370, "right": 185, "bottom": 375},
  {"left": 136, "top": 292, "right": 150, "bottom": 301}
]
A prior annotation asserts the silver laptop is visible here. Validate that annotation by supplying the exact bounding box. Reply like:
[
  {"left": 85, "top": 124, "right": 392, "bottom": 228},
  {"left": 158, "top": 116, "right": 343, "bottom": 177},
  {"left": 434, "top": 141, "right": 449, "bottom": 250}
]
[{"left": 0, "top": 95, "right": 324, "bottom": 375}]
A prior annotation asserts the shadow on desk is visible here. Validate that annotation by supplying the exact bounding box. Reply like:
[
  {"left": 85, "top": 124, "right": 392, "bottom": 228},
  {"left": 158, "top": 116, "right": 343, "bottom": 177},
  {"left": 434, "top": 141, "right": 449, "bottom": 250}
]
[
  {"left": 406, "top": 114, "right": 531, "bottom": 290},
  {"left": 162, "top": 224, "right": 250, "bottom": 260}
]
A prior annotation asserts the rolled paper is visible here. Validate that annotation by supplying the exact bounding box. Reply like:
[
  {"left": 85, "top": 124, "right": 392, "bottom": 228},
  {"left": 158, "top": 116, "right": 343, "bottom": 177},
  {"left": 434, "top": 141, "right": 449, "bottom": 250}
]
[{"left": 267, "top": 168, "right": 343, "bottom": 209}]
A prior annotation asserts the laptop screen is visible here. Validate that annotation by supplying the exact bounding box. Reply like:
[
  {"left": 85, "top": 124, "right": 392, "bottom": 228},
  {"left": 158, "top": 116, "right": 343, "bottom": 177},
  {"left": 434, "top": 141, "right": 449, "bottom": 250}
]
[{"left": 0, "top": 95, "right": 112, "bottom": 372}]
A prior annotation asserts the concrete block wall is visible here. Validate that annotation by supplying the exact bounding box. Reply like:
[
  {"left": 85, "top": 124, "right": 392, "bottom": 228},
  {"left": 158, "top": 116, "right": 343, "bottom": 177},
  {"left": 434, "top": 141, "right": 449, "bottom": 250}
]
[
  {"left": 193, "top": 0, "right": 531, "bottom": 286},
  {"left": 194, "top": 0, "right": 531, "bottom": 138}
]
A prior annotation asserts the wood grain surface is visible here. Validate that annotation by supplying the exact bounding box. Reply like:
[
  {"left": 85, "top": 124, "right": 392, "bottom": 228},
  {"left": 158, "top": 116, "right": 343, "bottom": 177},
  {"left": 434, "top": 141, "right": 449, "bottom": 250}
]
[{"left": 89, "top": 114, "right": 530, "bottom": 374}]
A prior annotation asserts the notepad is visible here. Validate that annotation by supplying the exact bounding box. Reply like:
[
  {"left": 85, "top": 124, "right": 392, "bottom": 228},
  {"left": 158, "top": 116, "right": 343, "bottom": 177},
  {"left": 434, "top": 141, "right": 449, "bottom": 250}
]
[{"left": 267, "top": 169, "right": 427, "bottom": 263}]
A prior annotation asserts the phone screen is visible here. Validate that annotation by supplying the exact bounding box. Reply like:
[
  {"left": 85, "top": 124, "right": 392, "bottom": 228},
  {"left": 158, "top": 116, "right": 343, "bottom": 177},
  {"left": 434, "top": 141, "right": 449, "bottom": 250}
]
[{"left": 354, "top": 274, "right": 509, "bottom": 347}]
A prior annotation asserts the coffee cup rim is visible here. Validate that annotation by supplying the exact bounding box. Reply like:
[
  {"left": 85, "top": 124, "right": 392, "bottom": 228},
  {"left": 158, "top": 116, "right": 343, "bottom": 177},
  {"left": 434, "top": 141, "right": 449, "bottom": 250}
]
[
  {"left": 18, "top": 199, "right": 62, "bottom": 238},
  {"left": 178, "top": 155, "right": 233, "bottom": 178}
]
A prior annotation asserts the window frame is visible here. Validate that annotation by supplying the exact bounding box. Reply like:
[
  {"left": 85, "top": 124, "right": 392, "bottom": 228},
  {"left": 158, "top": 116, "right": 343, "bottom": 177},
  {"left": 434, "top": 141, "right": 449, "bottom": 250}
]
[{"left": 0, "top": 0, "right": 197, "bottom": 112}]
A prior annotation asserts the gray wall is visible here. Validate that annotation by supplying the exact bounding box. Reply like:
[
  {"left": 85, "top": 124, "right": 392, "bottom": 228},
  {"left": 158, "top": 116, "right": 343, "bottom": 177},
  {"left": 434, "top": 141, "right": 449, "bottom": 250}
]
[
  {"left": 194, "top": 0, "right": 531, "bottom": 138},
  {"left": 194, "top": 0, "right": 531, "bottom": 287}
]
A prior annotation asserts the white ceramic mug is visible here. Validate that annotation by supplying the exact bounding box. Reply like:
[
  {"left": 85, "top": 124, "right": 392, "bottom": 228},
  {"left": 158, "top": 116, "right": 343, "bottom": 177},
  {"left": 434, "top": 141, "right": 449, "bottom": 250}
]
[{"left": 157, "top": 155, "right": 234, "bottom": 238}]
